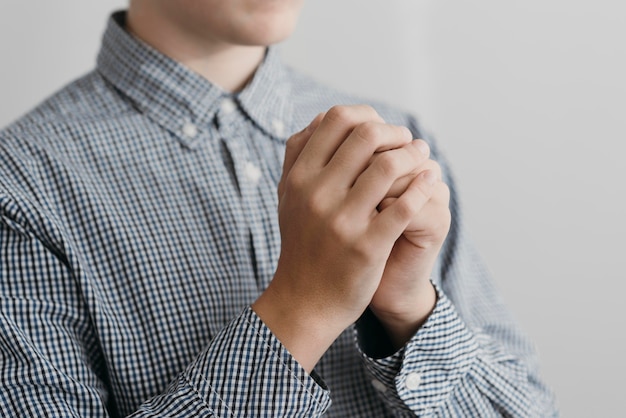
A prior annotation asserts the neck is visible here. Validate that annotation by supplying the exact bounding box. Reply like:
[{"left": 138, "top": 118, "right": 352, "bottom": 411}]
[{"left": 126, "top": 9, "right": 265, "bottom": 93}]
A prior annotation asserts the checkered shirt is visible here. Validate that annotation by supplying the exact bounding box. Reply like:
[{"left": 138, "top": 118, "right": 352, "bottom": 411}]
[{"left": 0, "top": 11, "right": 557, "bottom": 418}]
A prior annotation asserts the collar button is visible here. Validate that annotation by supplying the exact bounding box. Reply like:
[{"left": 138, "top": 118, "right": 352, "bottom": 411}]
[
  {"left": 182, "top": 122, "right": 198, "bottom": 139},
  {"left": 220, "top": 98, "right": 237, "bottom": 115},
  {"left": 272, "top": 119, "right": 285, "bottom": 137}
]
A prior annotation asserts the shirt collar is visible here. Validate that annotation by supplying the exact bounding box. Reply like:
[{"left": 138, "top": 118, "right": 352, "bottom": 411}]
[{"left": 96, "top": 11, "right": 293, "bottom": 148}]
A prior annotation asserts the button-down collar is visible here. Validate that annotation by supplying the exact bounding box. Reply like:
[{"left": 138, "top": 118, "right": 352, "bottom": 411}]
[{"left": 96, "top": 11, "right": 293, "bottom": 149}]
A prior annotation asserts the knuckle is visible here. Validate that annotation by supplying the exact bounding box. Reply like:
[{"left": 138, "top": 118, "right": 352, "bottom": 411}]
[
  {"left": 351, "top": 236, "right": 375, "bottom": 260},
  {"left": 325, "top": 104, "right": 382, "bottom": 127},
  {"left": 304, "top": 188, "right": 328, "bottom": 217},
  {"left": 432, "top": 163, "right": 444, "bottom": 179},
  {"left": 285, "top": 135, "right": 300, "bottom": 153},
  {"left": 325, "top": 105, "right": 353, "bottom": 124},
  {"left": 286, "top": 132, "right": 300, "bottom": 146},
  {"left": 353, "top": 122, "right": 383, "bottom": 145},
  {"left": 394, "top": 198, "right": 417, "bottom": 221},
  {"left": 311, "top": 111, "right": 326, "bottom": 125},
  {"left": 375, "top": 152, "right": 402, "bottom": 178},
  {"left": 284, "top": 168, "right": 306, "bottom": 192},
  {"left": 355, "top": 104, "right": 380, "bottom": 121},
  {"left": 328, "top": 213, "right": 351, "bottom": 239},
  {"left": 425, "top": 159, "right": 441, "bottom": 172}
]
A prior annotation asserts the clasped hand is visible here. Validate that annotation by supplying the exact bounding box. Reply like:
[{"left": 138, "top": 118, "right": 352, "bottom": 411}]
[{"left": 252, "top": 105, "right": 451, "bottom": 372}]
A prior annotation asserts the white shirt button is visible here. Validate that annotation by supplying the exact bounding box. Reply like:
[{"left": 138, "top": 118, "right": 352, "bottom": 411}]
[
  {"left": 220, "top": 97, "right": 237, "bottom": 114},
  {"left": 181, "top": 122, "right": 198, "bottom": 138},
  {"left": 370, "top": 379, "right": 387, "bottom": 394},
  {"left": 272, "top": 119, "right": 285, "bottom": 137},
  {"left": 244, "top": 162, "right": 262, "bottom": 185},
  {"left": 405, "top": 372, "right": 422, "bottom": 391}
]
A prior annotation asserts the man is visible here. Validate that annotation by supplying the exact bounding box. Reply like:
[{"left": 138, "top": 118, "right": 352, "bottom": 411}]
[{"left": 0, "top": 0, "right": 557, "bottom": 416}]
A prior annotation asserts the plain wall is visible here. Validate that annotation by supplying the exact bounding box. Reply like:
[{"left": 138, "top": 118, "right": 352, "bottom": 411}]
[
  {"left": 1, "top": 1, "right": 624, "bottom": 416},
  {"left": 282, "top": 3, "right": 626, "bottom": 414}
]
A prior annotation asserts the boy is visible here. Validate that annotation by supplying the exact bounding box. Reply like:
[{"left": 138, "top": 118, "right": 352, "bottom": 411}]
[{"left": 0, "top": 1, "right": 557, "bottom": 416}]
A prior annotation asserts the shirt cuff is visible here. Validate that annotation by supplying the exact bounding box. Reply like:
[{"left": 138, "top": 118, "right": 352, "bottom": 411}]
[
  {"left": 183, "top": 307, "right": 331, "bottom": 417},
  {"left": 357, "top": 285, "right": 479, "bottom": 416}
]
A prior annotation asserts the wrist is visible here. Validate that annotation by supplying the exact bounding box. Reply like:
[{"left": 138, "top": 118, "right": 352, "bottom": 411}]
[
  {"left": 251, "top": 280, "right": 346, "bottom": 373},
  {"left": 370, "top": 281, "right": 437, "bottom": 349}
]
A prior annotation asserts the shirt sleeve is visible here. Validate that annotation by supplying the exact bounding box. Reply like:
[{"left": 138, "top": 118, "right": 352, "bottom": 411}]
[
  {"left": 0, "top": 203, "right": 331, "bottom": 418},
  {"left": 357, "top": 285, "right": 557, "bottom": 417},
  {"left": 353, "top": 116, "right": 559, "bottom": 417},
  {"left": 136, "top": 307, "right": 331, "bottom": 417}
]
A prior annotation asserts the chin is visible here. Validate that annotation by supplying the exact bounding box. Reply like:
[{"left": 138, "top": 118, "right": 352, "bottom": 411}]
[
  {"left": 233, "top": 10, "right": 300, "bottom": 46},
  {"left": 238, "top": 28, "right": 295, "bottom": 46}
]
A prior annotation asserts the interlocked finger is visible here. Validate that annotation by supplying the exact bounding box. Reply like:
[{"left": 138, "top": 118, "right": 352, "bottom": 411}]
[
  {"left": 368, "top": 170, "right": 438, "bottom": 244},
  {"left": 346, "top": 139, "right": 432, "bottom": 216},
  {"left": 324, "top": 122, "right": 413, "bottom": 189},
  {"left": 295, "top": 105, "right": 384, "bottom": 170}
]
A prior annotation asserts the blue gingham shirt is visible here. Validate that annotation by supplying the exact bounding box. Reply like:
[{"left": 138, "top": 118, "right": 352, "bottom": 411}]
[{"left": 0, "top": 12, "right": 557, "bottom": 417}]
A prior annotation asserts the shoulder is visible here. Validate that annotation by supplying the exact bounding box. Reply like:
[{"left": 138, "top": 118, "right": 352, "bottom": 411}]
[
  {"left": 0, "top": 70, "right": 135, "bottom": 217},
  {"left": 0, "top": 69, "right": 140, "bottom": 184},
  {"left": 1, "top": 70, "right": 136, "bottom": 155},
  {"left": 5, "top": 70, "right": 131, "bottom": 132}
]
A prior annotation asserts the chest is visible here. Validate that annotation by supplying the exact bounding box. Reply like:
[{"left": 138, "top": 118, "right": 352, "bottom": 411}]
[{"left": 57, "top": 124, "right": 284, "bottom": 412}]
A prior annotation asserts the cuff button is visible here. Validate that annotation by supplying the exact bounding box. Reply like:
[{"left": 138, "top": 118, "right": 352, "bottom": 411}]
[{"left": 405, "top": 372, "right": 422, "bottom": 391}]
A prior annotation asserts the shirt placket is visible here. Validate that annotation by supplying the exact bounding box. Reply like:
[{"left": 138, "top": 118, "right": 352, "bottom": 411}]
[{"left": 215, "top": 97, "right": 277, "bottom": 291}]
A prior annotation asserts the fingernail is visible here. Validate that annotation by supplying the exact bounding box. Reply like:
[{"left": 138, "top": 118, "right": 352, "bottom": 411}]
[{"left": 413, "top": 140, "right": 430, "bottom": 155}]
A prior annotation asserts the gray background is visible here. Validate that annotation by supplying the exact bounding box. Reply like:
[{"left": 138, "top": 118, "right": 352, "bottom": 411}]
[{"left": 1, "top": 1, "right": 624, "bottom": 416}]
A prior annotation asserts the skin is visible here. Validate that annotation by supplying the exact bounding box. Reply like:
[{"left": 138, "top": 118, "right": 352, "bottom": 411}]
[
  {"left": 127, "top": 0, "right": 305, "bottom": 91},
  {"left": 128, "top": 0, "right": 451, "bottom": 372}
]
